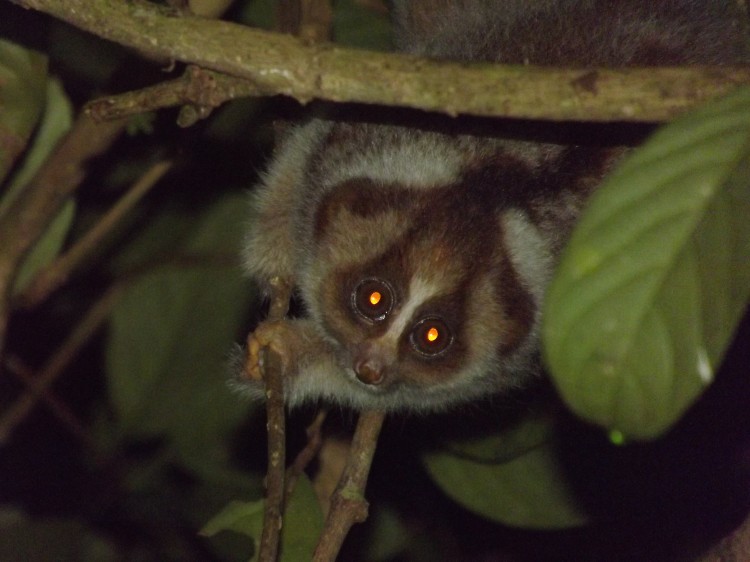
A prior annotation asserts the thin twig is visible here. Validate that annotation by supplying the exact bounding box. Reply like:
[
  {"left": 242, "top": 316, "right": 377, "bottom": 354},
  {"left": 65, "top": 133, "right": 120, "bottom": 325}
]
[
  {"left": 255, "top": 3, "right": 331, "bottom": 555},
  {"left": 312, "top": 409, "right": 386, "bottom": 562},
  {"left": 0, "top": 112, "right": 126, "bottom": 362},
  {"left": 3, "top": 355, "right": 95, "bottom": 448},
  {"left": 15, "top": 160, "right": 172, "bottom": 309},
  {"left": 285, "top": 409, "right": 328, "bottom": 503},
  {"left": 298, "top": 0, "right": 333, "bottom": 43},
  {"left": 85, "top": 66, "right": 266, "bottom": 125},
  {"left": 10, "top": 0, "right": 750, "bottom": 123},
  {"left": 0, "top": 284, "right": 124, "bottom": 444},
  {"left": 257, "top": 276, "right": 293, "bottom": 562}
]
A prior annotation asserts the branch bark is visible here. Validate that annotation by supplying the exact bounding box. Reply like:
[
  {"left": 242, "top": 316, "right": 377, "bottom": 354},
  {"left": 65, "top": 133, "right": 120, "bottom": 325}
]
[
  {"left": 312, "top": 409, "right": 386, "bottom": 562},
  {"left": 9, "top": 0, "right": 750, "bottom": 123},
  {"left": 255, "top": 277, "right": 293, "bottom": 562}
]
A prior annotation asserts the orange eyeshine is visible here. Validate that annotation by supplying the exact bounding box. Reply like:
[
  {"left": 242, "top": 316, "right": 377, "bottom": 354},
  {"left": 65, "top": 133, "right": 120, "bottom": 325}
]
[
  {"left": 369, "top": 291, "right": 382, "bottom": 306},
  {"left": 426, "top": 326, "right": 439, "bottom": 342}
]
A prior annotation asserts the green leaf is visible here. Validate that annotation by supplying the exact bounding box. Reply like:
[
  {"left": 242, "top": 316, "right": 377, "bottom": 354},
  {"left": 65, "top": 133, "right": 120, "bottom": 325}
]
[
  {"left": 235, "top": 0, "right": 394, "bottom": 50},
  {"left": 236, "top": 0, "right": 275, "bottom": 30},
  {"left": 0, "top": 38, "right": 47, "bottom": 184},
  {"left": 543, "top": 87, "right": 750, "bottom": 440},
  {"left": 0, "top": 508, "right": 118, "bottom": 562},
  {"left": 334, "top": 0, "right": 393, "bottom": 51},
  {"left": 4, "top": 78, "right": 75, "bottom": 294},
  {"left": 201, "top": 499, "right": 264, "bottom": 542},
  {"left": 423, "top": 442, "right": 587, "bottom": 529},
  {"left": 278, "top": 475, "right": 325, "bottom": 562},
  {"left": 106, "top": 194, "right": 257, "bottom": 453},
  {"left": 202, "top": 474, "right": 324, "bottom": 562},
  {"left": 442, "top": 411, "right": 554, "bottom": 463}
]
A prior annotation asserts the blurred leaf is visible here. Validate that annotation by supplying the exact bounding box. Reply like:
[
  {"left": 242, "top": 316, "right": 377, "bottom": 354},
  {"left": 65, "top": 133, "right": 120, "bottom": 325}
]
[
  {"left": 47, "top": 23, "right": 122, "bottom": 90},
  {"left": 423, "top": 442, "right": 587, "bottom": 529},
  {"left": 359, "top": 506, "right": 409, "bottom": 562},
  {"left": 189, "top": 0, "right": 235, "bottom": 18},
  {"left": 334, "top": 0, "right": 393, "bottom": 50},
  {"left": 0, "top": 37, "right": 47, "bottom": 184},
  {"left": 236, "top": 0, "right": 275, "bottom": 30},
  {"left": 443, "top": 411, "right": 554, "bottom": 463},
  {"left": 106, "top": 194, "right": 257, "bottom": 455},
  {"left": 0, "top": 508, "right": 119, "bottom": 562},
  {"left": 543, "top": 87, "right": 750, "bottom": 440},
  {"left": 202, "top": 474, "right": 324, "bottom": 562},
  {"left": 201, "top": 499, "right": 264, "bottom": 543},
  {"left": 235, "top": 0, "right": 393, "bottom": 50},
  {"left": 279, "top": 474, "right": 325, "bottom": 562},
  {"left": 4, "top": 78, "right": 75, "bottom": 294}
]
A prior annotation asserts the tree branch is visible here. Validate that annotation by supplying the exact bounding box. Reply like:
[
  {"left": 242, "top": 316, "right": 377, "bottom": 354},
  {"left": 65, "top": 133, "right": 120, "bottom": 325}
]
[
  {"left": 15, "top": 160, "right": 172, "bottom": 309},
  {"left": 255, "top": 276, "right": 293, "bottom": 562},
  {"left": 9, "top": 0, "right": 750, "bottom": 123},
  {"left": 312, "top": 409, "right": 386, "bottom": 562},
  {"left": 285, "top": 409, "right": 327, "bottom": 505},
  {"left": 84, "top": 66, "right": 262, "bottom": 125}
]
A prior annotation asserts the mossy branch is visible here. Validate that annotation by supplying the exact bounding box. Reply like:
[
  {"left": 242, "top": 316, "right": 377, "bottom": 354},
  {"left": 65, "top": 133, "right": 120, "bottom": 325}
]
[{"left": 9, "top": 0, "right": 750, "bottom": 123}]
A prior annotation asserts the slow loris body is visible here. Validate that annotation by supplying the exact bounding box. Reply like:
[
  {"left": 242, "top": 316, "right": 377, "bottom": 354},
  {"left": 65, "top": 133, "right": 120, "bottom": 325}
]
[{"left": 239, "top": 0, "right": 749, "bottom": 412}]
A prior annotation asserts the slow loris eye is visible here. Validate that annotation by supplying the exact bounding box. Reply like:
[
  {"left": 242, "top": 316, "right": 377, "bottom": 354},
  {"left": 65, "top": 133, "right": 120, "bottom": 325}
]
[
  {"left": 410, "top": 317, "right": 453, "bottom": 356},
  {"left": 352, "top": 278, "right": 394, "bottom": 322}
]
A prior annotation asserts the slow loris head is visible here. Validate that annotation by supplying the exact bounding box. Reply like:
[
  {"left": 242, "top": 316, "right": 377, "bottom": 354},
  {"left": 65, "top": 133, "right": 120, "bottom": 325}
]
[{"left": 243, "top": 119, "right": 600, "bottom": 412}]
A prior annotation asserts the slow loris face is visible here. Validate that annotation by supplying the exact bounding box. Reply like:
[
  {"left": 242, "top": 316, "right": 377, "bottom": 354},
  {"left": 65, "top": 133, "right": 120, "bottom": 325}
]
[{"left": 241, "top": 120, "right": 597, "bottom": 412}]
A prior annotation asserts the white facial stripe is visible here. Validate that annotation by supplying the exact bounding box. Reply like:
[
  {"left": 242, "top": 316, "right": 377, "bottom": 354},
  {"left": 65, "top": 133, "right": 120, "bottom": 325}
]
[{"left": 383, "top": 277, "right": 441, "bottom": 343}]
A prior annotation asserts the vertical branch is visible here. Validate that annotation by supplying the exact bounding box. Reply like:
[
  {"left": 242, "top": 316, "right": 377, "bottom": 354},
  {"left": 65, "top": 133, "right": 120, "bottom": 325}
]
[
  {"left": 258, "top": 2, "right": 331, "bottom": 559},
  {"left": 312, "top": 409, "right": 386, "bottom": 562},
  {"left": 257, "top": 277, "right": 292, "bottom": 562}
]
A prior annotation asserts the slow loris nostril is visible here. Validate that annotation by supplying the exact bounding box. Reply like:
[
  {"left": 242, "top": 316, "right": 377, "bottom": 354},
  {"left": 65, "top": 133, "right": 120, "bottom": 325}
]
[{"left": 354, "top": 360, "right": 385, "bottom": 385}]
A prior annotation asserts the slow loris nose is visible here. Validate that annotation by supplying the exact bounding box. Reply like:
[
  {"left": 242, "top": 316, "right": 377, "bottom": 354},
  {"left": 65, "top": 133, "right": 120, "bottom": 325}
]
[
  {"left": 353, "top": 341, "right": 396, "bottom": 386},
  {"left": 354, "top": 359, "right": 385, "bottom": 385}
]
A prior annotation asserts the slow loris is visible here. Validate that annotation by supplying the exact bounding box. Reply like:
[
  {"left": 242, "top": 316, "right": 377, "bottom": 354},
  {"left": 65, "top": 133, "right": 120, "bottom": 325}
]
[{"left": 237, "top": 0, "right": 749, "bottom": 412}]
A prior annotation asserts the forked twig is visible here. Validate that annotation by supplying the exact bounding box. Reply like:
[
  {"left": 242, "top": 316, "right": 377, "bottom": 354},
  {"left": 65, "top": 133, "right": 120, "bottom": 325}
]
[
  {"left": 313, "top": 409, "right": 386, "bottom": 562},
  {"left": 0, "top": 284, "right": 124, "bottom": 443},
  {"left": 285, "top": 409, "right": 328, "bottom": 503},
  {"left": 3, "top": 355, "right": 94, "bottom": 448}
]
